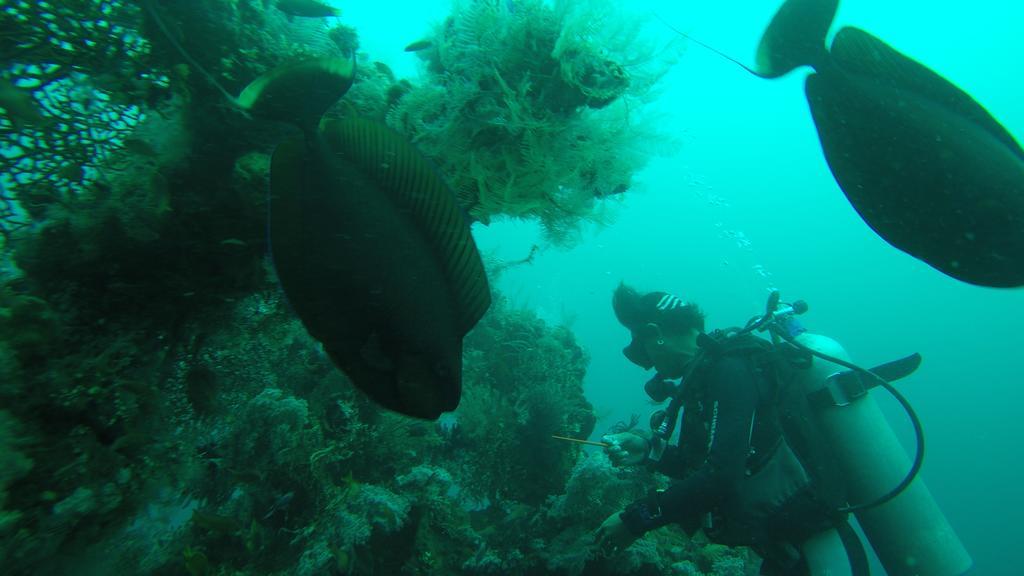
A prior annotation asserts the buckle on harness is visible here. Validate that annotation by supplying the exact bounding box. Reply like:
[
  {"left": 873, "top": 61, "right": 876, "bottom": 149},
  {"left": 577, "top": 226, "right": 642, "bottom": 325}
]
[{"left": 810, "top": 370, "right": 868, "bottom": 408}]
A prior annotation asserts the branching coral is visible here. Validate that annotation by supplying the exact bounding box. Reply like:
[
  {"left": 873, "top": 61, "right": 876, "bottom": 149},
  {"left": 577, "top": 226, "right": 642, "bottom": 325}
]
[
  {"left": 546, "top": 452, "right": 647, "bottom": 526},
  {"left": 0, "top": 1, "right": 760, "bottom": 574},
  {"left": 539, "top": 452, "right": 753, "bottom": 576},
  {"left": 387, "top": 0, "right": 683, "bottom": 243},
  {"left": 223, "top": 388, "right": 311, "bottom": 470},
  {"left": 455, "top": 298, "right": 595, "bottom": 504}
]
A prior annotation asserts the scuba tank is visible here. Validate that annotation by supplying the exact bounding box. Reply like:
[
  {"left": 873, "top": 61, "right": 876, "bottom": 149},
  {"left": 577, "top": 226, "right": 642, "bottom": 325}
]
[
  {"left": 764, "top": 292, "right": 971, "bottom": 576},
  {"left": 785, "top": 326, "right": 971, "bottom": 575},
  {"left": 649, "top": 291, "right": 971, "bottom": 576}
]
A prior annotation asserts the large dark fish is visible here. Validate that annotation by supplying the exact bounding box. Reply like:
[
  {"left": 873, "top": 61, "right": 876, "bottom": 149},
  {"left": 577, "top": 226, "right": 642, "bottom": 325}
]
[
  {"left": 270, "top": 117, "right": 491, "bottom": 419},
  {"left": 140, "top": 1, "right": 485, "bottom": 416},
  {"left": 757, "top": 0, "right": 1024, "bottom": 287}
]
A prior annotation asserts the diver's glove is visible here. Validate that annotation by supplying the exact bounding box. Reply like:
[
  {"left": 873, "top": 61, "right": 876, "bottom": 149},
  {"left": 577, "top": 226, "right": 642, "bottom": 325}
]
[
  {"left": 619, "top": 490, "right": 668, "bottom": 535},
  {"left": 602, "top": 430, "right": 651, "bottom": 466}
]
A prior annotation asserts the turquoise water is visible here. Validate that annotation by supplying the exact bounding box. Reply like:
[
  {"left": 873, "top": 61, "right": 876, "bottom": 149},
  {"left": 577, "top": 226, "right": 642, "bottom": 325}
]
[
  {"left": 449, "top": 1, "right": 1023, "bottom": 574},
  {"left": 4, "top": 1, "right": 1021, "bottom": 573}
]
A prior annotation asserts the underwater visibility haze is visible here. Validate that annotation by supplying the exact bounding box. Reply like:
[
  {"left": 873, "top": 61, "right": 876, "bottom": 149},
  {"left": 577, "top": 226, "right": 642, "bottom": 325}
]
[{"left": 0, "top": 0, "right": 1021, "bottom": 575}]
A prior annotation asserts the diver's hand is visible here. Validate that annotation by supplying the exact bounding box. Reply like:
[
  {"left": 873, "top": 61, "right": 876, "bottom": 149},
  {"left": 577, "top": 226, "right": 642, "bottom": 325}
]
[
  {"left": 593, "top": 511, "right": 639, "bottom": 555},
  {"left": 602, "top": 431, "right": 650, "bottom": 466}
]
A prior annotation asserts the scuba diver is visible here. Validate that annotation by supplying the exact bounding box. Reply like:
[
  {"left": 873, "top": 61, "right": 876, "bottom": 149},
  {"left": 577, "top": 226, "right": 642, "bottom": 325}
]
[{"left": 593, "top": 283, "right": 972, "bottom": 576}]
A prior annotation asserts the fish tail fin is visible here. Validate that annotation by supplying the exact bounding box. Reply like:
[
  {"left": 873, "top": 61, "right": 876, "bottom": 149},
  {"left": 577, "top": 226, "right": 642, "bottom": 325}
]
[
  {"left": 755, "top": 0, "right": 838, "bottom": 78},
  {"left": 237, "top": 56, "right": 355, "bottom": 131}
]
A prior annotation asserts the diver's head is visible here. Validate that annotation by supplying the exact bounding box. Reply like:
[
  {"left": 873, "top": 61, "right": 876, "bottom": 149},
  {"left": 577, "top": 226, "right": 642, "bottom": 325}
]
[{"left": 613, "top": 283, "right": 704, "bottom": 378}]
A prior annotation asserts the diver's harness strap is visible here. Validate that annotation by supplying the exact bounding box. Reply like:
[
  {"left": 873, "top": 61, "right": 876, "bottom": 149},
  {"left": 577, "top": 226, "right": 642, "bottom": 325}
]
[
  {"left": 648, "top": 351, "right": 705, "bottom": 449},
  {"left": 648, "top": 292, "right": 787, "bottom": 448}
]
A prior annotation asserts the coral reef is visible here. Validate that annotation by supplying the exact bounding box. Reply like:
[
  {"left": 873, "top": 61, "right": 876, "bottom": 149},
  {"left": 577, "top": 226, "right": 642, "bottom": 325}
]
[
  {"left": 0, "top": 262, "right": 756, "bottom": 574},
  {"left": 0, "top": 0, "right": 157, "bottom": 236},
  {"left": 456, "top": 298, "right": 596, "bottom": 504},
  {"left": 0, "top": 409, "right": 32, "bottom": 534},
  {"left": 386, "top": 0, "right": 684, "bottom": 243},
  {"left": 0, "top": 0, "right": 757, "bottom": 574}
]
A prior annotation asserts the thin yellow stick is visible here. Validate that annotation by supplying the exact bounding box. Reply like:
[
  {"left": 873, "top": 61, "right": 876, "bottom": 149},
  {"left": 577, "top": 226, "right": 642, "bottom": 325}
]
[{"left": 551, "top": 434, "right": 609, "bottom": 448}]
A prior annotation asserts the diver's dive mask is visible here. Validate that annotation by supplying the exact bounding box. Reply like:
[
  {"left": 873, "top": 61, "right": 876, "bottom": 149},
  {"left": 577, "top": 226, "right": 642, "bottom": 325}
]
[{"left": 623, "top": 322, "right": 663, "bottom": 370}]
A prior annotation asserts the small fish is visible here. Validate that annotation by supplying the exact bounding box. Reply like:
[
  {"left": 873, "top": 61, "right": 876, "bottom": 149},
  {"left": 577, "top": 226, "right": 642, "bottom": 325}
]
[
  {"left": 122, "top": 136, "right": 159, "bottom": 158},
  {"left": 262, "top": 491, "right": 294, "bottom": 520},
  {"left": 0, "top": 78, "right": 50, "bottom": 129},
  {"left": 756, "top": 0, "right": 1024, "bottom": 287},
  {"left": 404, "top": 39, "right": 433, "bottom": 52},
  {"left": 275, "top": 0, "right": 340, "bottom": 18}
]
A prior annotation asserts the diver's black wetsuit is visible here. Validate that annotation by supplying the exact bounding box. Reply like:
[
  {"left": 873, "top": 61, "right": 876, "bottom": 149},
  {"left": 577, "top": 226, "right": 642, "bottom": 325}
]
[
  {"left": 655, "top": 355, "right": 763, "bottom": 523},
  {"left": 620, "top": 354, "right": 813, "bottom": 575},
  {"left": 622, "top": 355, "right": 764, "bottom": 532}
]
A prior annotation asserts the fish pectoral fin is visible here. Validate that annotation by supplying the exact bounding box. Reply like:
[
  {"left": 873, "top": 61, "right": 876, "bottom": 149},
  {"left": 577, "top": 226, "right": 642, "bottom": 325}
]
[{"left": 359, "top": 332, "right": 394, "bottom": 372}]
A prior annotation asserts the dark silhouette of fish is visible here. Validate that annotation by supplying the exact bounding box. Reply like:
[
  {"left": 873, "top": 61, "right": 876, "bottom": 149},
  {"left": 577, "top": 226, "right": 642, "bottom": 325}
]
[
  {"left": 404, "top": 39, "right": 433, "bottom": 52},
  {"left": 270, "top": 117, "right": 491, "bottom": 420},
  {"left": 0, "top": 78, "right": 51, "bottom": 130},
  {"left": 143, "top": 0, "right": 490, "bottom": 417},
  {"left": 757, "top": 0, "right": 1024, "bottom": 287},
  {"left": 274, "top": 0, "right": 340, "bottom": 19}
]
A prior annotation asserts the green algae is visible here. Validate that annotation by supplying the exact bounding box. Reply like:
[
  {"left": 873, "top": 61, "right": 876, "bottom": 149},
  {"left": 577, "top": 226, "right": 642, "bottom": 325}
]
[{"left": 0, "top": 1, "right": 754, "bottom": 574}]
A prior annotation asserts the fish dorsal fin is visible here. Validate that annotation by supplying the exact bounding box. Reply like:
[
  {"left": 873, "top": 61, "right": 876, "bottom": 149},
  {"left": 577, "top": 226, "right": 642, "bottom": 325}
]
[
  {"left": 829, "top": 26, "right": 1024, "bottom": 161},
  {"left": 238, "top": 56, "right": 355, "bottom": 129},
  {"left": 321, "top": 118, "right": 491, "bottom": 334}
]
